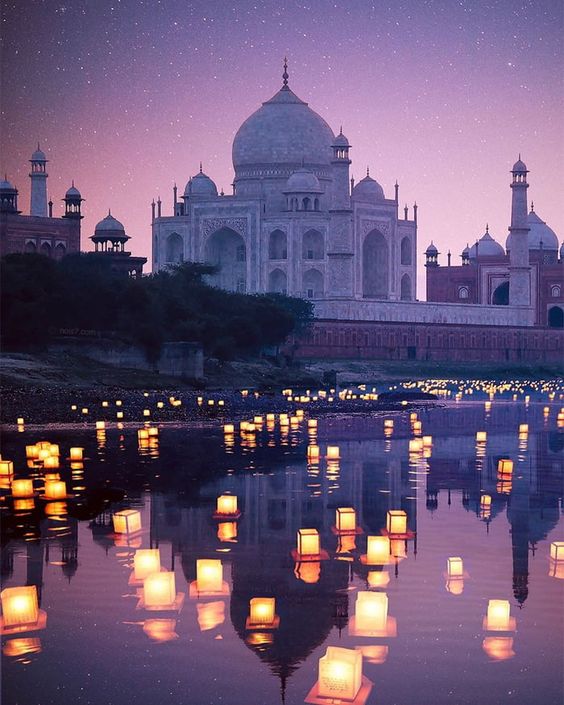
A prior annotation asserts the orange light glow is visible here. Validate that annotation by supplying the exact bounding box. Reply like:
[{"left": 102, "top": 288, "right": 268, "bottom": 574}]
[
  {"left": 297, "top": 529, "right": 320, "bottom": 557},
  {"left": 336, "top": 507, "right": 356, "bottom": 532},
  {"left": 112, "top": 509, "right": 142, "bottom": 534},
  {"left": 143, "top": 571, "right": 176, "bottom": 608},
  {"left": 0, "top": 586, "right": 39, "bottom": 628},
  {"left": 134, "top": 549, "right": 161, "bottom": 581},
  {"left": 318, "top": 646, "right": 362, "bottom": 701},
  {"left": 386, "top": 510, "right": 407, "bottom": 535}
]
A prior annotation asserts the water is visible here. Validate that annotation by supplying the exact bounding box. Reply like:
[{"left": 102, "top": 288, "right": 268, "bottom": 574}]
[{"left": 1, "top": 388, "right": 563, "bottom": 705}]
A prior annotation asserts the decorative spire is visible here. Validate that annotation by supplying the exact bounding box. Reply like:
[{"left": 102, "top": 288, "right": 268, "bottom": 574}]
[
  {"left": 530, "top": 200, "right": 534, "bottom": 212},
  {"left": 108, "top": 208, "right": 111, "bottom": 216},
  {"left": 366, "top": 166, "right": 370, "bottom": 177},
  {"left": 37, "top": 141, "right": 41, "bottom": 151},
  {"left": 339, "top": 125, "right": 343, "bottom": 135},
  {"left": 71, "top": 179, "right": 75, "bottom": 188},
  {"left": 485, "top": 223, "right": 489, "bottom": 233},
  {"left": 199, "top": 162, "right": 203, "bottom": 174},
  {"left": 282, "top": 56, "right": 289, "bottom": 87}
]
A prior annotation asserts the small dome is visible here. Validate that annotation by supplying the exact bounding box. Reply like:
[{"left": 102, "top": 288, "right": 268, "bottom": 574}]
[
  {"left": 352, "top": 172, "right": 385, "bottom": 203},
  {"left": 31, "top": 147, "right": 47, "bottom": 162},
  {"left": 92, "top": 212, "right": 129, "bottom": 241},
  {"left": 512, "top": 157, "right": 527, "bottom": 173},
  {"left": 184, "top": 169, "right": 218, "bottom": 198},
  {"left": 65, "top": 183, "right": 81, "bottom": 198},
  {"left": 425, "top": 242, "right": 438, "bottom": 255},
  {"left": 0, "top": 178, "right": 16, "bottom": 191},
  {"left": 469, "top": 229, "right": 505, "bottom": 259},
  {"left": 560, "top": 241, "right": 564, "bottom": 259},
  {"left": 506, "top": 209, "right": 559, "bottom": 252},
  {"left": 333, "top": 130, "right": 349, "bottom": 147},
  {"left": 461, "top": 244, "right": 470, "bottom": 257},
  {"left": 284, "top": 168, "right": 322, "bottom": 193}
]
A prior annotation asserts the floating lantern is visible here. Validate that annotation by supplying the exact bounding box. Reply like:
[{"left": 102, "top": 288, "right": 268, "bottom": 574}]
[
  {"left": 197, "top": 601, "right": 225, "bottom": 631},
  {"left": 253, "top": 416, "right": 263, "bottom": 424},
  {"left": 386, "top": 510, "right": 407, "bottom": 535},
  {"left": 297, "top": 529, "right": 320, "bottom": 558},
  {"left": 43, "top": 456, "right": 59, "bottom": 470},
  {"left": 25, "top": 446, "right": 39, "bottom": 460},
  {"left": 294, "top": 561, "right": 321, "bottom": 584},
  {"left": 422, "top": 435, "right": 433, "bottom": 447},
  {"left": 148, "top": 427, "right": 158, "bottom": 437},
  {"left": 11, "top": 479, "right": 34, "bottom": 498},
  {"left": 365, "top": 536, "right": 391, "bottom": 565},
  {"left": 217, "top": 522, "right": 237, "bottom": 541},
  {"left": 367, "top": 571, "right": 390, "bottom": 588},
  {"left": 543, "top": 406, "right": 550, "bottom": 415},
  {"left": 0, "top": 460, "right": 14, "bottom": 476},
  {"left": 409, "top": 412, "right": 418, "bottom": 421},
  {"left": 208, "top": 400, "right": 215, "bottom": 407},
  {"left": 308, "top": 419, "right": 318, "bottom": 429},
  {"left": 497, "top": 459, "right": 513, "bottom": 476},
  {"left": 482, "top": 636, "right": 515, "bottom": 661},
  {"left": 519, "top": 424, "right": 528, "bottom": 434},
  {"left": 318, "top": 646, "right": 362, "bottom": 702},
  {"left": 95, "top": 421, "right": 105, "bottom": 431},
  {"left": 247, "top": 597, "right": 277, "bottom": 628},
  {"left": 484, "top": 401, "right": 492, "bottom": 411},
  {"left": 550, "top": 542, "right": 564, "bottom": 561},
  {"left": 138, "top": 429, "right": 149, "bottom": 441},
  {"left": 196, "top": 559, "right": 223, "bottom": 593},
  {"left": 143, "top": 571, "right": 176, "bottom": 609},
  {"left": 216, "top": 494, "right": 238, "bottom": 517},
  {"left": 71, "top": 405, "right": 77, "bottom": 411},
  {"left": 476, "top": 431, "right": 487, "bottom": 442},
  {"left": 81, "top": 408, "right": 88, "bottom": 415},
  {"left": 223, "top": 424, "right": 235, "bottom": 434},
  {"left": 134, "top": 549, "right": 161, "bottom": 581},
  {"left": 409, "top": 438, "right": 423, "bottom": 453},
  {"left": 112, "top": 509, "right": 142, "bottom": 534},
  {"left": 143, "top": 409, "right": 151, "bottom": 418},
  {"left": 44, "top": 480, "right": 67, "bottom": 500},
  {"left": 116, "top": 411, "right": 124, "bottom": 420},
  {"left": 384, "top": 419, "right": 394, "bottom": 429},
  {"left": 266, "top": 413, "right": 275, "bottom": 423},
  {"left": 447, "top": 557, "right": 464, "bottom": 577},
  {"left": 354, "top": 591, "right": 389, "bottom": 633},
  {"left": 0, "top": 586, "right": 39, "bottom": 629},
  {"left": 69, "top": 447, "right": 83, "bottom": 461},
  {"left": 326, "top": 445, "right": 340, "bottom": 460},
  {"left": 336, "top": 507, "right": 356, "bottom": 533},
  {"left": 307, "top": 445, "right": 320, "bottom": 461},
  {"left": 484, "top": 599, "right": 513, "bottom": 631},
  {"left": 412, "top": 421, "right": 422, "bottom": 434},
  {"left": 16, "top": 417, "right": 24, "bottom": 425}
]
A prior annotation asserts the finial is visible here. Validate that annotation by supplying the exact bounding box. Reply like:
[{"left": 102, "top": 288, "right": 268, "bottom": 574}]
[
  {"left": 108, "top": 208, "right": 111, "bottom": 216},
  {"left": 339, "top": 125, "right": 343, "bottom": 135},
  {"left": 366, "top": 166, "right": 370, "bottom": 177},
  {"left": 220, "top": 187, "right": 224, "bottom": 196},
  {"left": 530, "top": 200, "right": 534, "bottom": 212},
  {"left": 37, "top": 142, "right": 40, "bottom": 151},
  {"left": 395, "top": 179, "right": 398, "bottom": 187},
  {"left": 282, "top": 56, "right": 289, "bottom": 87},
  {"left": 199, "top": 162, "right": 203, "bottom": 174},
  {"left": 72, "top": 179, "right": 75, "bottom": 187},
  {"left": 485, "top": 223, "right": 489, "bottom": 233},
  {"left": 518, "top": 152, "right": 521, "bottom": 160}
]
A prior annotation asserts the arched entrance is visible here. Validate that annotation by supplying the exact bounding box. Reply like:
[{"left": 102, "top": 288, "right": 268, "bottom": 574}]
[
  {"left": 54, "top": 243, "right": 66, "bottom": 260},
  {"left": 492, "top": 281, "right": 509, "bottom": 305},
  {"left": 40, "top": 242, "right": 52, "bottom": 257},
  {"left": 400, "top": 273, "right": 412, "bottom": 301},
  {"left": 548, "top": 306, "right": 564, "bottom": 328},
  {"left": 166, "top": 232, "right": 183, "bottom": 264},
  {"left": 302, "top": 229, "right": 324, "bottom": 260},
  {"left": 204, "top": 227, "right": 246, "bottom": 293},
  {"left": 400, "top": 237, "right": 411, "bottom": 265},
  {"left": 269, "top": 230, "right": 287, "bottom": 260},
  {"left": 303, "top": 269, "right": 323, "bottom": 298},
  {"left": 363, "top": 229, "right": 388, "bottom": 298},
  {"left": 268, "top": 268, "right": 287, "bottom": 294}
]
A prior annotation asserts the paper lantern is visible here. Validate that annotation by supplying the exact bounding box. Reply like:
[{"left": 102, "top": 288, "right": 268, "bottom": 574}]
[
  {"left": 480, "top": 494, "right": 492, "bottom": 508},
  {"left": 112, "top": 509, "right": 142, "bottom": 534},
  {"left": 0, "top": 461, "right": 14, "bottom": 476},
  {"left": 138, "top": 429, "right": 149, "bottom": 441},
  {"left": 217, "top": 522, "right": 237, "bottom": 541},
  {"left": 476, "top": 431, "right": 487, "bottom": 442},
  {"left": 297, "top": 529, "right": 320, "bottom": 557},
  {"left": 422, "top": 435, "right": 433, "bottom": 447},
  {"left": 134, "top": 549, "right": 161, "bottom": 581},
  {"left": 25, "top": 446, "right": 39, "bottom": 460},
  {"left": 43, "top": 456, "right": 59, "bottom": 470},
  {"left": 447, "top": 557, "right": 464, "bottom": 577},
  {"left": 497, "top": 459, "right": 513, "bottom": 476},
  {"left": 308, "top": 419, "right": 318, "bottom": 429},
  {"left": 44, "top": 480, "right": 67, "bottom": 500},
  {"left": 336, "top": 507, "right": 356, "bottom": 532},
  {"left": 248, "top": 597, "right": 276, "bottom": 627},
  {"left": 409, "top": 412, "right": 418, "bottom": 421},
  {"left": 355, "top": 591, "right": 388, "bottom": 632},
  {"left": 409, "top": 438, "right": 423, "bottom": 453},
  {"left": 196, "top": 559, "right": 223, "bottom": 593},
  {"left": 216, "top": 494, "right": 238, "bottom": 516},
  {"left": 519, "top": 423, "right": 528, "bottom": 434},
  {"left": 95, "top": 421, "right": 105, "bottom": 431},
  {"left": 143, "top": 571, "right": 176, "bottom": 608},
  {"left": 485, "top": 600, "right": 511, "bottom": 630},
  {"left": 48, "top": 444, "right": 60, "bottom": 457},
  {"left": 148, "top": 427, "right": 158, "bottom": 437},
  {"left": 223, "top": 424, "right": 235, "bottom": 434},
  {"left": 37, "top": 449, "right": 50, "bottom": 462},
  {"left": 412, "top": 421, "right": 422, "bottom": 434},
  {"left": 266, "top": 414, "right": 275, "bottom": 422},
  {"left": 69, "top": 447, "right": 83, "bottom": 461},
  {"left": 81, "top": 408, "right": 88, "bottom": 415},
  {"left": 386, "top": 510, "right": 407, "bottom": 535},
  {"left": 326, "top": 446, "right": 340, "bottom": 460},
  {"left": 384, "top": 419, "right": 394, "bottom": 429},
  {"left": 318, "top": 646, "right": 362, "bottom": 701},
  {"left": 307, "top": 445, "right": 320, "bottom": 461},
  {"left": 0, "top": 586, "right": 39, "bottom": 628},
  {"left": 550, "top": 542, "right": 564, "bottom": 561},
  {"left": 253, "top": 416, "right": 263, "bottom": 424},
  {"left": 366, "top": 536, "right": 390, "bottom": 564},
  {"left": 11, "top": 479, "right": 34, "bottom": 498}
]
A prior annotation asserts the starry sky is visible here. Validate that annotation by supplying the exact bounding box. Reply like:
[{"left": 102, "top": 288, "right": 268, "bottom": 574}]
[{"left": 2, "top": 0, "right": 563, "bottom": 295}]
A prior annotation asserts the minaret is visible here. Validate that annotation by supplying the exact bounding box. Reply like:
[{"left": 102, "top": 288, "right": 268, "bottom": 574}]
[
  {"left": 30, "top": 144, "right": 48, "bottom": 216},
  {"left": 508, "top": 157, "right": 531, "bottom": 306}
]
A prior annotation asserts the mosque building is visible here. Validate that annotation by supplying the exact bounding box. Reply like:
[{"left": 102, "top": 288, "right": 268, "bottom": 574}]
[{"left": 151, "top": 62, "right": 562, "bottom": 329}]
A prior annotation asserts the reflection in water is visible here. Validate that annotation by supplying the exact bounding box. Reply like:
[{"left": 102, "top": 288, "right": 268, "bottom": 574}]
[{"left": 0, "top": 392, "right": 563, "bottom": 704}]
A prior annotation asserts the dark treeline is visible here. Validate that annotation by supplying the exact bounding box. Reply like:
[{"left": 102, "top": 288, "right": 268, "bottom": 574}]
[{"left": 0, "top": 253, "right": 313, "bottom": 360}]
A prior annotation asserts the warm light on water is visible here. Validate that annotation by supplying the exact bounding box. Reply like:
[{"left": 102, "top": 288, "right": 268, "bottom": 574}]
[{"left": 1, "top": 382, "right": 563, "bottom": 704}]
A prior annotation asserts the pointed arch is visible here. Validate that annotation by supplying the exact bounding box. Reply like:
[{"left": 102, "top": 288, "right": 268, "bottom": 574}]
[
  {"left": 54, "top": 243, "right": 66, "bottom": 260},
  {"left": 303, "top": 268, "right": 323, "bottom": 298},
  {"left": 40, "top": 242, "right": 52, "bottom": 257},
  {"left": 269, "top": 229, "right": 287, "bottom": 260},
  {"left": 400, "top": 236, "right": 412, "bottom": 265},
  {"left": 492, "top": 281, "right": 509, "bottom": 305},
  {"left": 24, "top": 240, "right": 37, "bottom": 254},
  {"left": 362, "top": 229, "right": 388, "bottom": 298},
  {"left": 302, "top": 229, "right": 324, "bottom": 260},
  {"left": 268, "top": 268, "right": 287, "bottom": 294},
  {"left": 400, "top": 273, "right": 412, "bottom": 301},
  {"left": 166, "top": 232, "right": 183, "bottom": 264},
  {"left": 204, "top": 227, "right": 246, "bottom": 293}
]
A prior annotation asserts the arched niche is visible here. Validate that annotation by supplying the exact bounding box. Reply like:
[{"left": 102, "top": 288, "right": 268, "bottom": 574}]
[
  {"left": 269, "top": 230, "right": 287, "bottom": 260},
  {"left": 24, "top": 241, "right": 37, "bottom": 254},
  {"left": 492, "top": 281, "right": 509, "bottom": 305},
  {"left": 268, "top": 268, "right": 287, "bottom": 295},
  {"left": 400, "top": 273, "right": 412, "bottom": 301},
  {"left": 400, "top": 237, "right": 412, "bottom": 265},
  {"left": 54, "top": 243, "right": 66, "bottom": 260},
  {"left": 204, "top": 227, "right": 247, "bottom": 293},
  {"left": 363, "top": 229, "right": 388, "bottom": 298},
  {"left": 548, "top": 306, "right": 564, "bottom": 328},
  {"left": 40, "top": 242, "right": 52, "bottom": 257},
  {"left": 303, "top": 268, "right": 323, "bottom": 298},
  {"left": 166, "top": 232, "right": 184, "bottom": 264},
  {"left": 302, "top": 229, "right": 324, "bottom": 260}
]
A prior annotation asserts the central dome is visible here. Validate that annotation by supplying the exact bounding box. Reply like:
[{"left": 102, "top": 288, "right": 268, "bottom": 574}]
[{"left": 232, "top": 85, "right": 335, "bottom": 172}]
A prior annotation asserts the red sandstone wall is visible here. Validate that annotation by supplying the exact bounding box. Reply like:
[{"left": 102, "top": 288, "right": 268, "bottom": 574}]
[{"left": 288, "top": 319, "right": 563, "bottom": 363}]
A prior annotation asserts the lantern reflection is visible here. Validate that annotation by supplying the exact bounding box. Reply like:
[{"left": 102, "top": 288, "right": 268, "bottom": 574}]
[
  {"left": 133, "top": 549, "right": 161, "bottom": 582},
  {"left": 3, "top": 637, "right": 42, "bottom": 659},
  {"left": 197, "top": 601, "right": 225, "bottom": 631},
  {"left": 482, "top": 636, "right": 515, "bottom": 661},
  {"left": 142, "top": 619, "right": 178, "bottom": 642},
  {"left": 355, "top": 645, "right": 388, "bottom": 665},
  {"left": 294, "top": 561, "right": 321, "bottom": 584},
  {"left": 11, "top": 479, "right": 34, "bottom": 498},
  {"left": 367, "top": 570, "right": 390, "bottom": 588},
  {"left": 217, "top": 521, "right": 237, "bottom": 542}
]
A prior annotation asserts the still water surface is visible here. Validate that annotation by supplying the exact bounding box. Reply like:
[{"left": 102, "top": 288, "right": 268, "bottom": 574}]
[{"left": 2, "top": 390, "right": 563, "bottom": 705}]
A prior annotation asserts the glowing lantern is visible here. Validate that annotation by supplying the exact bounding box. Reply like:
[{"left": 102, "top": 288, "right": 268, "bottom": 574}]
[
  {"left": 308, "top": 419, "right": 318, "bottom": 429},
  {"left": 248, "top": 597, "right": 277, "bottom": 628},
  {"left": 138, "top": 429, "right": 149, "bottom": 441},
  {"left": 197, "top": 601, "right": 225, "bottom": 631},
  {"left": 480, "top": 494, "right": 492, "bottom": 509},
  {"left": 217, "top": 522, "right": 237, "bottom": 541},
  {"left": 48, "top": 444, "right": 59, "bottom": 456},
  {"left": 223, "top": 424, "right": 235, "bottom": 434},
  {"left": 367, "top": 571, "right": 390, "bottom": 588},
  {"left": 326, "top": 446, "right": 340, "bottom": 460},
  {"left": 336, "top": 507, "right": 356, "bottom": 533},
  {"left": 0, "top": 461, "right": 14, "bottom": 476},
  {"left": 484, "top": 599, "right": 512, "bottom": 631},
  {"left": 25, "top": 446, "right": 39, "bottom": 460},
  {"left": 476, "top": 431, "right": 487, "bottom": 442},
  {"left": 0, "top": 586, "right": 39, "bottom": 628},
  {"left": 196, "top": 559, "right": 223, "bottom": 593},
  {"left": 409, "top": 412, "right": 418, "bottom": 421},
  {"left": 318, "top": 646, "right": 362, "bottom": 701},
  {"left": 550, "top": 542, "right": 564, "bottom": 561},
  {"left": 307, "top": 445, "right": 320, "bottom": 461},
  {"left": 37, "top": 449, "right": 50, "bottom": 462},
  {"left": 148, "top": 427, "right": 158, "bottom": 437},
  {"left": 143, "top": 571, "right": 176, "bottom": 608},
  {"left": 43, "top": 456, "right": 59, "bottom": 470},
  {"left": 71, "top": 405, "right": 77, "bottom": 411},
  {"left": 497, "top": 459, "right": 513, "bottom": 476},
  {"left": 409, "top": 438, "right": 423, "bottom": 453},
  {"left": 253, "top": 416, "right": 263, "bottom": 424},
  {"left": 81, "top": 408, "right": 88, "bottom": 415},
  {"left": 216, "top": 494, "right": 238, "bottom": 516},
  {"left": 355, "top": 591, "right": 388, "bottom": 633},
  {"left": 384, "top": 419, "right": 394, "bottom": 428},
  {"left": 11, "top": 479, "right": 34, "bottom": 498},
  {"left": 116, "top": 411, "right": 124, "bottom": 420},
  {"left": 422, "top": 435, "right": 433, "bottom": 447},
  {"left": 447, "top": 557, "right": 464, "bottom": 577},
  {"left": 96, "top": 421, "right": 105, "bottom": 431},
  {"left": 482, "top": 636, "right": 515, "bottom": 661},
  {"left": 69, "top": 447, "right": 83, "bottom": 461},
  {"left": 297, "top": 529, "right": 320, "bottom": 557},
  {"left": 386, "top": 510, "right": 407, "bottom": 535},
  {"left": 412, "top": 421, "right": 422, "bottom": 434},
  {"left": 112, "top": 509, "right": 142, "bottom": 534},
  {"left": 365, "top": 536, "right": 390, "bottom": 565},
  {"left": 519, "top": 424, "right": 528, "bottom": 434},
  {"left": 266, "top": 414, "right": 275, "bottom": 423},
  {"left": 44, "top": 480, "right": 67, "bottom": 500},
  {"left": 134, "top": 549, "right": 161, "bottom": 581}
]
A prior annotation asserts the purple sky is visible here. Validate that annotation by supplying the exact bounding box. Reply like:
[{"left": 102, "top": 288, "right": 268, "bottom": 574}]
[{"left": 2, "top": 0, "right": 562, "bottom": 295}]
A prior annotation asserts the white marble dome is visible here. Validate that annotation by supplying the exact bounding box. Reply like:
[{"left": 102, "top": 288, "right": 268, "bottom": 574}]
[
  {"left": 506, "top": 209, "right": 559, "bottom": 252},
  {"left": 352, "top": 173, "right": 385, "bottom": 203},
  {"left": 232, "top": 85, "right": 335, "bottom": 171},
  {"left": 284, "top": 168, "right": 322, "bottom": 193},
  {"left": 469, "top": 229, "right": 504, "bottom": 259},
  {"left": 184, "top": 170, "right": 218, "bottom": 198},
  {"left": 93, "top": 212, "right": 128, "bottom": 241}
]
